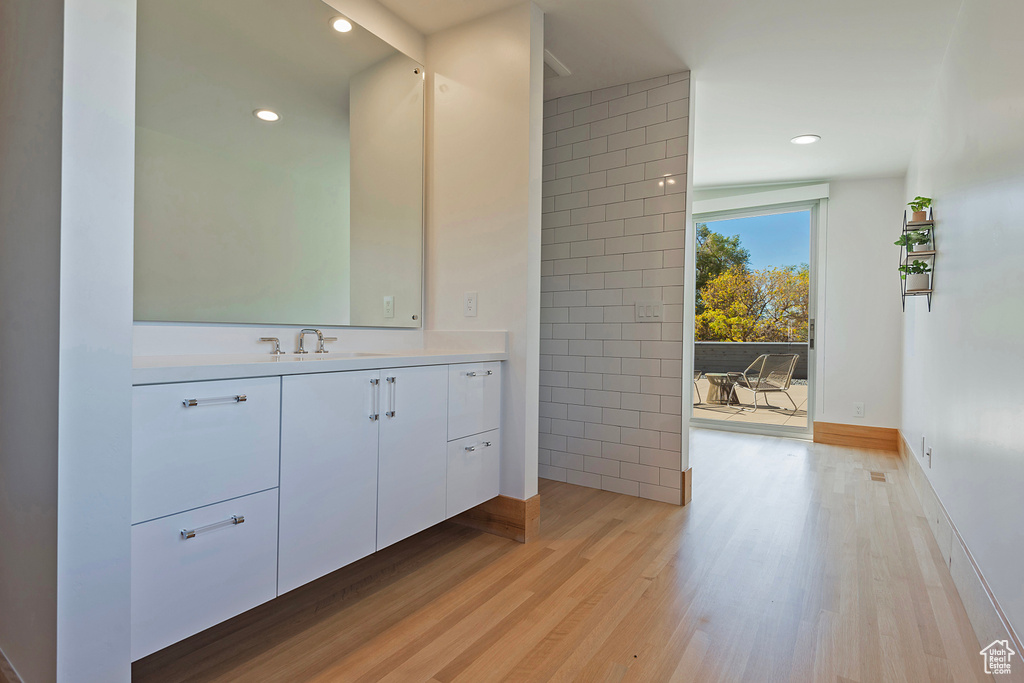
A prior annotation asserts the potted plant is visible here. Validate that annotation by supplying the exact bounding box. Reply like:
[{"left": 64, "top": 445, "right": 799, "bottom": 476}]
[
  {"left": 895, "top": 230, "right": 932, "bottom": 253},
  {"left": 908, "top": 196, "right": 931, "bottom": 222},
  {"left": 899, "top": 259, "right": 931, "bottom": 291}
]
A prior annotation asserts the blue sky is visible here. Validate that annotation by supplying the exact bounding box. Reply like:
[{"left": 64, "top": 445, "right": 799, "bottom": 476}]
[{"left": 705, "top": 210, "right": 810, "bottom": 271}]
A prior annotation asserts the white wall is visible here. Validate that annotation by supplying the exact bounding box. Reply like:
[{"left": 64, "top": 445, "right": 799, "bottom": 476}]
[
  {"left": 0, "top": 0, "right": 62, "bottom": 680},
  {"left": 425, "top": 2, "right": 543, "bottom": 500},
  {"left": 902, "top": 0, "right": 1024, "bottom": 643},
  {"left": 818, "top": 178, "right": 904, "bottom": 428},
  {"left": 538, "top": 73, "right": 691, "bottom": 505},
  {"left": 2, "top": 0, "right": 136, "bottom": 681},
  {"left": 57, "top": 0, "right": 137, "bottom": 679}
]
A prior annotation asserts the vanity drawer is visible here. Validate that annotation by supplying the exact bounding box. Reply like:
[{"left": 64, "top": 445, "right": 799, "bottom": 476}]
[
  {"left": 131, "top": 488, "right": 278, "bottom": 661},
  {"left": 446, "top": 429, "right": 500, "bottom": 518},
  {"left": 132, "top": 377, "right": 281, "bottom": 524},
  {"left": 447, "top": 362, "right": 501, "bottom": 440}
]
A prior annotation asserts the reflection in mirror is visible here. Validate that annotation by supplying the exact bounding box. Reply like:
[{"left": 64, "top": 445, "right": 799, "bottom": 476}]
[{"left": 134, "top": 0, "right": 424, "bottom": 327}]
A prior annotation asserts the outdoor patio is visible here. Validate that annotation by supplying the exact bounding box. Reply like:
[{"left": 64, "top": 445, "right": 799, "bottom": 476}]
[{"left": 691, "top": 376, "right": 808, "bottom": 428}]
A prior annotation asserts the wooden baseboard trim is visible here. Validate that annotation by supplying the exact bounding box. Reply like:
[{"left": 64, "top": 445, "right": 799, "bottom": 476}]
[
  {"left": 0, "top": 646, "right": 22, "bottom": 683},
  {"left": 451, "top": 494, "right": 540, "bottom": 543},
  {"left": 897, "top": 430, "right": 1021, "bottom": 657},
  {"left": 812, "top": 421, "right": 899, "bottom": 452},
  {"left": 681, "top": 467, "right": 692, "bottom": 506}
]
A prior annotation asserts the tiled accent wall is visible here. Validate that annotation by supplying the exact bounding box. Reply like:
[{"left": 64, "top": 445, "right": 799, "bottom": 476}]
[{"left": 539, "top": 72, "right": 690, "bottom": 505}]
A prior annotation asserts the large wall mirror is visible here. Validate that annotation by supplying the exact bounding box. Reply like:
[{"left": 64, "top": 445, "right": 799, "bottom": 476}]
[{"left": 134, "top": 0, "right": 424, "bottom": 328}]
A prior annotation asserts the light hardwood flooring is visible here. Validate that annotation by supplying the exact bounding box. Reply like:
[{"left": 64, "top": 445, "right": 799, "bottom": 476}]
[{"left": 134, "top": 429, "right": 993, "bottom": 682}]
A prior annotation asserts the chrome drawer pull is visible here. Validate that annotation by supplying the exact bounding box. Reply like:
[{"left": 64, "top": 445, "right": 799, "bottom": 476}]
[
  {"left": 464, "top": 441, "right": 492, "bottom": 453},
  {"left": 181, "top": 514, "right": 244, "bottom": 540},
  {"left": 385, "top": 376, "right": 396, "bottom": 418},
  {"left": 465, "top": 370, "right": 493, "bottom": 378},
  {"left": 369, "top": 378, "right": 380, "bottom": 421},
  {"left": 183, "top": 395, "right": 246, "bottom": 408}
]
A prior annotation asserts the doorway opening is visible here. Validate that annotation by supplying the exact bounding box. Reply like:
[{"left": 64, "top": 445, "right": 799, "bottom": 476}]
[{"left": 690, "top": 207, "right": 815, "bottom": 435}]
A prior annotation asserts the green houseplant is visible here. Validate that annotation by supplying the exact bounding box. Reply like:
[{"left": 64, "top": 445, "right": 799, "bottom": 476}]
[
  {"left": 899, "top": 259, "right": 931, "bottom": 291},
  {"left": 908, "top": 196, "right": 932, "bottom": 222},
  {"left": 895, "top": 230, "right": 932, "bottom": 253}
]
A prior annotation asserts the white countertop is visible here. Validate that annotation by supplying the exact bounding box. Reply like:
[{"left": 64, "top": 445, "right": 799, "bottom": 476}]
[{"left": 133, "top": 348, "right": 508, "bottom": 385}]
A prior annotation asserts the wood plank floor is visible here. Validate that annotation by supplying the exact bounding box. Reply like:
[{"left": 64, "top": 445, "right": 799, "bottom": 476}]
[{"left": 134, "top": 429, "right": 994, "bottom": 682}]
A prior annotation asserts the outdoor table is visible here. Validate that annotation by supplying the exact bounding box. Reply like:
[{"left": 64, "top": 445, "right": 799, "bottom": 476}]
[{"left": 704, "top": 372, "right": 740, "bottom": 405}]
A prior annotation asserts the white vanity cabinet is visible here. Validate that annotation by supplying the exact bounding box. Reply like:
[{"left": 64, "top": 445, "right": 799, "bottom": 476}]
[
  {"left": 131, "top": 354, "right": 503, "bottom": 660},
  {"left": 376, "top": 365, "right": 449, "bottom": 550},
  {"left": 278, "top": 370, "right": 381, "bottom": 594}
]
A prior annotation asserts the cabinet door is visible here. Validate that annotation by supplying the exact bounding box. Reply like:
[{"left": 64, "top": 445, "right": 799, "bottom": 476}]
[
  {"left": 279, "top": 370, "right": 380, "bottom": 594},
  {"left": 131, "top": 488, "right": 278, "bottom": 661},
  {"left": 447, "top": 362, "right": 502, "bottom": 440},
  {"left": 377, "top": 364, "right": 449, "bottom": 550},
  {"left": 446, "top": 429, "right": 500, "bottom": 518},
  {"left": 132, "top": 377, "right": 281, "bottom": 524}
]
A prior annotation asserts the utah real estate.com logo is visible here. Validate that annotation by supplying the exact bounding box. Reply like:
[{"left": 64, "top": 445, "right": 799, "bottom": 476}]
[{"left": 980, "top": 639, "right": 1015, "bottom": 675}]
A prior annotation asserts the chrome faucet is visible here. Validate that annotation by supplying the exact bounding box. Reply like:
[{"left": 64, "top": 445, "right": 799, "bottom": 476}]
[{"left": 295, "top": 328, "right": 323, "bottom": 355}]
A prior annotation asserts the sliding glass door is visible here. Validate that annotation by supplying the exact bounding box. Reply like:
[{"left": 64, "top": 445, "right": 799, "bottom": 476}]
[{"left": 690, "top": 205, "right": 816, "bottom": 436}]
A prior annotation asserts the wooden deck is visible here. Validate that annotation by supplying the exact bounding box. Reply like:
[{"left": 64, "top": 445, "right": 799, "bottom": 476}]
[{"left": 692, "top": 377, "right": 809, "bottom": 428}]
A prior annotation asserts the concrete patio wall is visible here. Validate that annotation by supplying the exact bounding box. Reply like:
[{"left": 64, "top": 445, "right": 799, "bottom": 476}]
[{"left": 694, "top": 342, "right": 808, "bottom": 379}]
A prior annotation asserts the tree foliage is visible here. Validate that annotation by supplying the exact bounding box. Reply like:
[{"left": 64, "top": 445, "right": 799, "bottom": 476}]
[
  {"left": 695, "top": 223, "right": 749, "bottom": 315},
  {"left": 696, "top": 264, "right": 809, "bottom": 342}
]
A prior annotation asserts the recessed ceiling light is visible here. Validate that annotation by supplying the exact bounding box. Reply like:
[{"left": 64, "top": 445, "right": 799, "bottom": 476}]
[
  {"left": 331, "top": 16, "right": 353, "bottom": 33},
  {"left": 253, "top": 109, "right": 280, "bottom": 122},
  {"left": 791, "top": 134, "right": 820, "bottom": 145}
]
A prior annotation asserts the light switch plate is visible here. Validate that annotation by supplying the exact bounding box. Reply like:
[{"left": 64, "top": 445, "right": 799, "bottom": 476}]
[
  {"left": 383, "top": 295, "right": 394, "bottom": 318},
  {"left": 634, "top": 301, "right": 663, "bottom": 321},
  {"left": 464, "top": 291, "right": 478, "bottom": 317}
]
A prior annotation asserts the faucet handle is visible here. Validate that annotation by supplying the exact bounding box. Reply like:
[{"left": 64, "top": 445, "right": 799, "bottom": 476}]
[
  {"left": 259, "top": 337, "right": 285, "bottom": 355},
  {"left": 316, "top": 337, "right": 338, "bottom": 354}
]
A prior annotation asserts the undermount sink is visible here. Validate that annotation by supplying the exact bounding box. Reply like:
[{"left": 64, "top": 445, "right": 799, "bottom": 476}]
[{"left": 281, "top": 351, "right": 390, "bottom": 359}]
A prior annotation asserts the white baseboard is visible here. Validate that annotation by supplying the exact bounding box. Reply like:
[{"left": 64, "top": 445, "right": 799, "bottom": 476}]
[{"left": 898, "top": 431, "right": 1021, "bottom": 657}]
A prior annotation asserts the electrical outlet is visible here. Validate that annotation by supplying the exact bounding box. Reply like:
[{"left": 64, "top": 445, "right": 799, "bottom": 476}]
[
  {"left": 926, "top": 447, "right": 933, "bottom": 468},
  {"left": 634, "top": 301, "right": 663, "bottom": 321},
  {"left": 464, "top": 291, "right": 478, "bottom": 317},
  {"left": 852, "top": 402, "right": 865, "bottom": 418},
  {"left": 383, "top": 295, "right": 395, "bottom": 318}
]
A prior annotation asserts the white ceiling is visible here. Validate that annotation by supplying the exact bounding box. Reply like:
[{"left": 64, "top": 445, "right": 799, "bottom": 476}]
[{"left": 378, "top": 0, "right": 963, "bottom": 187}]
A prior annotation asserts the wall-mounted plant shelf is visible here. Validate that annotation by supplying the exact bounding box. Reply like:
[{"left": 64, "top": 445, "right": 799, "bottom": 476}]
[{"left": 899, "top": 210, "right": 935, "bottom": 311}]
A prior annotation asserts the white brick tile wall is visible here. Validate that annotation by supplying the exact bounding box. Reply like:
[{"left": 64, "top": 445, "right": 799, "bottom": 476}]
[{"left": 541, "top": 72, "right": 689, "bottom": 504}]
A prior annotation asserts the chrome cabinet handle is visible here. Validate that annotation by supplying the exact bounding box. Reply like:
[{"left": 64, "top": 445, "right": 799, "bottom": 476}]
[
  {"left": 466, "top": 370, "right": 493, "bottom": 377},
  {"left": 464, "top": 441, "right": 493, "bottom": 453},
  {"left": 183, "top": 395, "right": 246, "bottom": 407},
  {"left": 385, "top": 376, "right": 396, "bottom": 417},
  {"left": 181, "top": 514, "right": 244, "bottom": 539},
  {"left": 369, "top": 378, "right": 379, "bottom": 421}
]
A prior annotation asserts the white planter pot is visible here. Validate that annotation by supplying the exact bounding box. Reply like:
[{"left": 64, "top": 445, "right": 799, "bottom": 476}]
[
  {"left": 906, "top": 273, "right": 930, "bottom": 291},
  {"left": 911, "top": 242, "right": 933, "bottom": 253}
]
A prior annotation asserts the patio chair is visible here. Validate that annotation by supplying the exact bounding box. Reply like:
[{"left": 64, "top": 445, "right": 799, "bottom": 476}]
[
  {"left": 733, "top": 354, "right": 800, "bottom": 413},
  {"left": 693, "top": 371, "right": 703, "bottom": 404}
]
